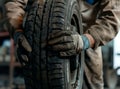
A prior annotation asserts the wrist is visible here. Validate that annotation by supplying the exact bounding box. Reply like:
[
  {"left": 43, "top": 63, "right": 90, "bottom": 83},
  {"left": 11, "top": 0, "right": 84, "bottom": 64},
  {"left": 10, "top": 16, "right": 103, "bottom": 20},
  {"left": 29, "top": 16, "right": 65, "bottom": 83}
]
[
  {"left": 14, "top": 29, "right": 23, "bottom": 45},
  {"left": 81, "top": 34, "right": 95, "bottom": 50},
  {"left": 15, "top": 29, "right": 23, "bottom": 33},
  {"left": 84, "top": 34, "right": 95, "bottom": 48}
]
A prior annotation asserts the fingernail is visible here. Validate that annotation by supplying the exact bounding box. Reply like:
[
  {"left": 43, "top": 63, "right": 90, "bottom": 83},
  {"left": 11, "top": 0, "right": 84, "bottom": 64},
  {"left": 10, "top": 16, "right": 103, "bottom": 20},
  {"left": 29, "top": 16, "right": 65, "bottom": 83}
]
[{"left": 21, "top": 55, "right": 29, "bottom": 62}]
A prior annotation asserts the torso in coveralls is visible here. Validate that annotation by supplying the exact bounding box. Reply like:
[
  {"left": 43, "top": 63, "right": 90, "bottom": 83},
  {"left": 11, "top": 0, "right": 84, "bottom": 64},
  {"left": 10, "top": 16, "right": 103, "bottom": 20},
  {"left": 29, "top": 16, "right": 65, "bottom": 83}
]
[
  {"left": 80, "top": 1, "right": 103, "bottom": 89},
  {"left": 80, "top": 0, "right": 120, "bottom": 89}
]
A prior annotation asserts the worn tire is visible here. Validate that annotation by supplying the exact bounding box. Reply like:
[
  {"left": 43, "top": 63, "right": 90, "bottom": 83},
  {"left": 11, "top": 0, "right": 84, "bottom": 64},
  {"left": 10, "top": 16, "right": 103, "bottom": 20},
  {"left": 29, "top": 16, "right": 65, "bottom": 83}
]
[{"left": 23, "top": 0, "right": 84, "bottom": 89}]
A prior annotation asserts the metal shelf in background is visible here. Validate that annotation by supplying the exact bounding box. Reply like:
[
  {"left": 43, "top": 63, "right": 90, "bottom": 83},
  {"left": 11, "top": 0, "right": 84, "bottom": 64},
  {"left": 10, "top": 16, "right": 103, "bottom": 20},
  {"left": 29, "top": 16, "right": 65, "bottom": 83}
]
[{"left": 0, "top": 32, "right": 9, "bottom": 37}]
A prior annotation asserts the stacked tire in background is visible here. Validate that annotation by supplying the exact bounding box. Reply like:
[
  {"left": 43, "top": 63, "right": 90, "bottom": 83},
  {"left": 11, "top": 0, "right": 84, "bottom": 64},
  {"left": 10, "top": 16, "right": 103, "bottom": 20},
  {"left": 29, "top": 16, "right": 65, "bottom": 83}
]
[{"left": 23, "top": 0, "right": 84, "bottom": 89}]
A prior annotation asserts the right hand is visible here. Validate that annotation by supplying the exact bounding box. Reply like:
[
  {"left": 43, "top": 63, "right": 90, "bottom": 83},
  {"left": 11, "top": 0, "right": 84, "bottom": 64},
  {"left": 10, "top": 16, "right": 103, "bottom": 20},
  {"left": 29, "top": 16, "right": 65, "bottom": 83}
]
[
  {"left": 48, "top": 26, "right": 84, "bottom": 57},
  {"left": 14, "top": 31, "right": 32, "bottom": 66}
]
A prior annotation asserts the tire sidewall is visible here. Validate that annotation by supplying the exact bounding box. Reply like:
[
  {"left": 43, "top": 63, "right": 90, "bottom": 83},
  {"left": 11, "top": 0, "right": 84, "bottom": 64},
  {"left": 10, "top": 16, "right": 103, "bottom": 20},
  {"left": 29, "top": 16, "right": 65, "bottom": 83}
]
[{"left": 64, "top": 0, "right": 83, "bottom": 89}]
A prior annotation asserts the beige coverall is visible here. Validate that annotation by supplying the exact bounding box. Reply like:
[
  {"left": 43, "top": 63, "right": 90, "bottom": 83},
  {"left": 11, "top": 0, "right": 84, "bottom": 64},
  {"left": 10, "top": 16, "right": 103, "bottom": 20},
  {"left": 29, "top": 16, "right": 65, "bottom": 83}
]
[{"left": 5, "top": 0, "right": 120, "bottom": 89}]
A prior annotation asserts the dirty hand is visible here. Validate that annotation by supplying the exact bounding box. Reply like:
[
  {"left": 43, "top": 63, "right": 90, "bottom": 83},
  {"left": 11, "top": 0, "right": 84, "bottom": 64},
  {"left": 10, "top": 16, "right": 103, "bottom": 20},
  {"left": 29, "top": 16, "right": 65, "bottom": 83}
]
[
  {"left": 14, "top": 30, "right": 32, "bottom": 65},
  {"left": 48, "top": 26, "right": 91, "bottom": 56}
]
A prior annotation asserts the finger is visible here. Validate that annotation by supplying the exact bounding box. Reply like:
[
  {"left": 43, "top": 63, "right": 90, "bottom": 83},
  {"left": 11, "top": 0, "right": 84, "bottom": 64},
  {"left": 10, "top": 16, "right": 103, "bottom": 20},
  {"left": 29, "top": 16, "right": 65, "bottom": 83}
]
[
  {"left": 59, "top": 50, "right": 77, "bottom": 57},
  {"left": 15, "top": 46, "right": 29, "bottom": 66},
  {"left": 52, "top": 43, "right": 74, "bottom": 51},
  {"left": 19, "top": 35, "right": 32, "bottom": 52},
  {"left": 48, "top": 30, "right": 77, "bottom": 39},
  {"left": 48, "top": 36, "right": 73, "bottom": 45},
  {"left": 21, "top": 55, "right": 29, "bottom": 62},
  {"left": 70, "top": 25, "right": 77, "bottom": 32}
]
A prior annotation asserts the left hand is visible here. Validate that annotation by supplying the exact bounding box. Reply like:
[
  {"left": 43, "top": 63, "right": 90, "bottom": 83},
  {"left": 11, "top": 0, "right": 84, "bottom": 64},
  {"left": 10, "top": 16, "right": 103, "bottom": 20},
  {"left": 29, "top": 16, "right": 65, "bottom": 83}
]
[
  {"left": 14, "top": 31, "right": 32, "bottom": 66},
  {"left": 48, "top": 26, "right": 84, "bottom": 57}
]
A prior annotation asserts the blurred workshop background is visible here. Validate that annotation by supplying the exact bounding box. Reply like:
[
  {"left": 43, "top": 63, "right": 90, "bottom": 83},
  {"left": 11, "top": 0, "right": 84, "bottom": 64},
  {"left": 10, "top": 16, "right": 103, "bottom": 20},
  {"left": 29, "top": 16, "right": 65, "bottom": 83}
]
[{"left": 0, "top": 0, "right": 120, "bottom": 89}]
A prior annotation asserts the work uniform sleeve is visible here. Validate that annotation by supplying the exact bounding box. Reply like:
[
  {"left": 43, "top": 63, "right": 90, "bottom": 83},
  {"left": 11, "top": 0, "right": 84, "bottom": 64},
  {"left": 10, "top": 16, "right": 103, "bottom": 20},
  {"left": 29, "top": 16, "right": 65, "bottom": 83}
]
[
  {"left": 86, "top": 0, "right": 120, "bottom": 48},
  {"left": 5, "top": 0, "right": 28, "bottom": 30}
]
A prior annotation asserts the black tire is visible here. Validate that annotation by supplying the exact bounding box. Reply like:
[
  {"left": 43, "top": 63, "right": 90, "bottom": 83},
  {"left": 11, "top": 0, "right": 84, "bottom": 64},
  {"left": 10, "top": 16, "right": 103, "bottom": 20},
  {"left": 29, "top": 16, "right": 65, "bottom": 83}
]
[{"left": 23, "top": 0, "right": 84, "bottom": 89}]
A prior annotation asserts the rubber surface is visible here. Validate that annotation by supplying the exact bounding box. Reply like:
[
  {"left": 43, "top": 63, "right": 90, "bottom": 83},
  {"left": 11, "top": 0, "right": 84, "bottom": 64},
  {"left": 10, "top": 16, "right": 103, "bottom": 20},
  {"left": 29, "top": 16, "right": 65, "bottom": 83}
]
[{"left": 23, "top": 0, "right": 84, "bottom": 89}]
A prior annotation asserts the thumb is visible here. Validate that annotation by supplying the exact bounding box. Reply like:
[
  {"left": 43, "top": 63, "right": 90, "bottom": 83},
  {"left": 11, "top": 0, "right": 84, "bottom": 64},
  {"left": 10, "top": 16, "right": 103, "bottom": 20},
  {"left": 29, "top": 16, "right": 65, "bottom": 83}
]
[{"left": 19, "top": 34, "right": 32, "bottom": 52}]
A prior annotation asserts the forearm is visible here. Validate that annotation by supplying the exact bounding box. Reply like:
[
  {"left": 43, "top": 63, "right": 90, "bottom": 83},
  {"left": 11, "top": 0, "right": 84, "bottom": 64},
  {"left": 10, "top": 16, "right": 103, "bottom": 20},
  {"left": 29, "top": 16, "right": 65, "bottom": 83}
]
[
  {"left": 5, "top": 0, "right": 28, "bottom": 31},
  {"left": 86, "top": 0, "right": 120, "bottom": 49}
]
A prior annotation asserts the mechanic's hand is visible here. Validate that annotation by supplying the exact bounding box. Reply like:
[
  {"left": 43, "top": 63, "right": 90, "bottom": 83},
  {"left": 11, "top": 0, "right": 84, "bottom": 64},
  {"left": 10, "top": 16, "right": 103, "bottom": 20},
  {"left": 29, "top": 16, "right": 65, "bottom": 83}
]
[
  {"left": 48, "top": 26, "right": 84, "bottom": 57},
  {"left": 14, "top": 31, "right": 32, "bottom": 65}
]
